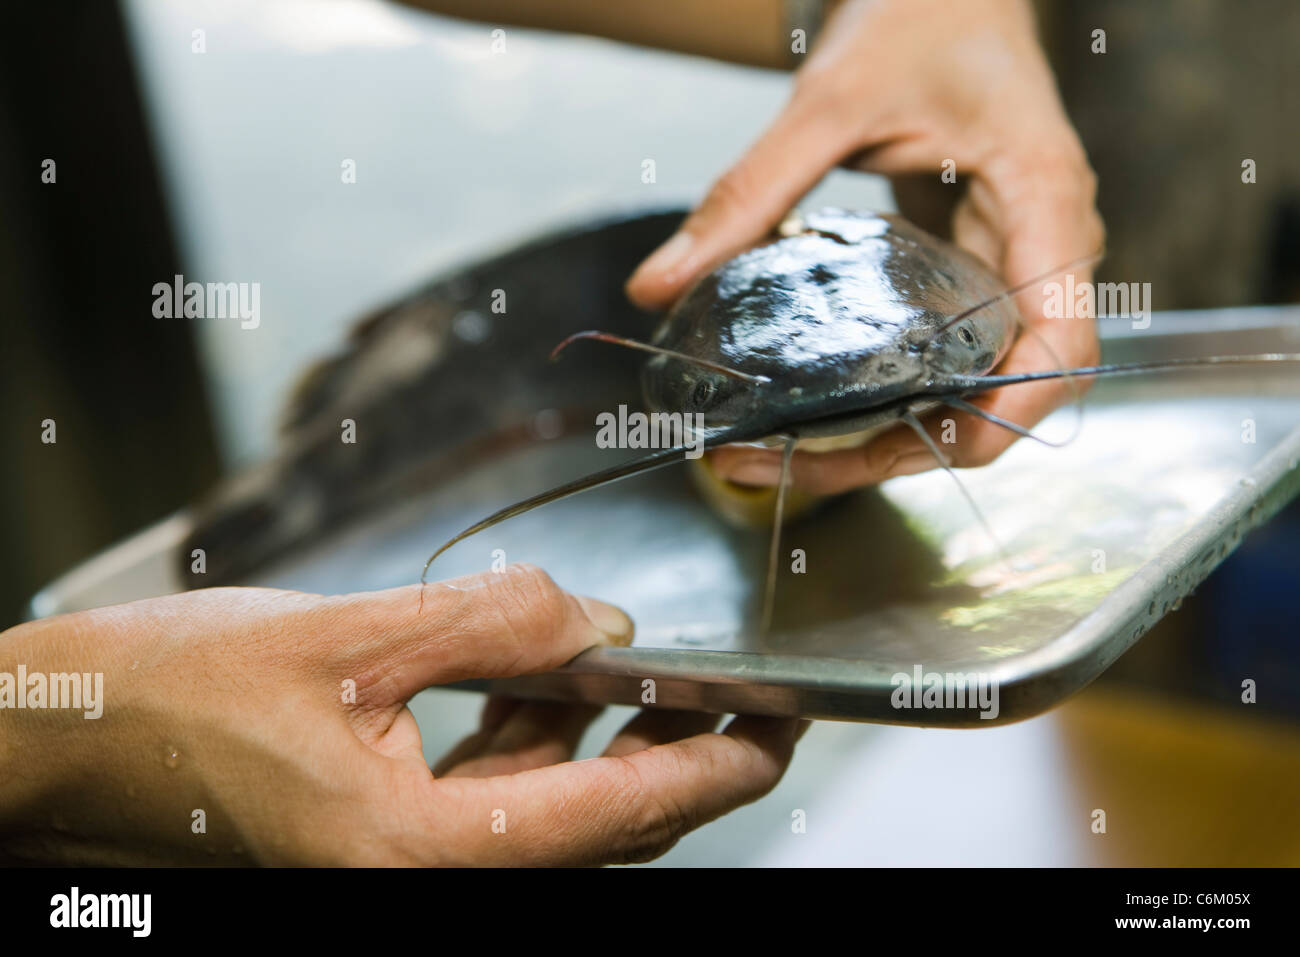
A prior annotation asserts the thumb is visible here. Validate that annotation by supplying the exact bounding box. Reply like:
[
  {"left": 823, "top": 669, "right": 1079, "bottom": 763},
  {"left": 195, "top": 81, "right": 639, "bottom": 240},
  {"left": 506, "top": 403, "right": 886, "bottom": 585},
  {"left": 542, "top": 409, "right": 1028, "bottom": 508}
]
[
  {"left": 316, "top": 564, "right": 633, "bottom": 706},
  {"left": 626, "top": 101, "right": 848, "bottom": 310}
]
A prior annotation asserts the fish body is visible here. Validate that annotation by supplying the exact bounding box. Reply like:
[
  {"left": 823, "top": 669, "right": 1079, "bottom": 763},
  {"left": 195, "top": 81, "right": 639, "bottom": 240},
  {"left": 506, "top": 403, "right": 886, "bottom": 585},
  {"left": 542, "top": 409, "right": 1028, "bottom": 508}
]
[
  {"left": 171, "top": 206, "right": 1298, "bottom": 592},
  {"left": 181, "top": 210, "right": 684, "bottom": 586},
  {"left": 641, "top": 209, "right": 1019, "bottom": 449}
]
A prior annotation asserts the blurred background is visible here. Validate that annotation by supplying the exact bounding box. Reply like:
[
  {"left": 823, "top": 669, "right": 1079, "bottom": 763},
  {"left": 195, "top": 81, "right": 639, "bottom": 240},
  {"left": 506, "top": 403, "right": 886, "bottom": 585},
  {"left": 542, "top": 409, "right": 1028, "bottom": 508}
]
[{"left": 1, "top": 0, "right": 1298, "bottom": 864}]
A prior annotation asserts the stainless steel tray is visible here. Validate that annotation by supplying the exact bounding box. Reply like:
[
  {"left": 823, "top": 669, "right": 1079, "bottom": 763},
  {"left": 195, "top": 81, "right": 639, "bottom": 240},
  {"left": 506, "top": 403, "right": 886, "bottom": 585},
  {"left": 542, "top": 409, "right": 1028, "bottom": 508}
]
[{"left": 28, "top": 214, "right": 1300, "bottom": 725}]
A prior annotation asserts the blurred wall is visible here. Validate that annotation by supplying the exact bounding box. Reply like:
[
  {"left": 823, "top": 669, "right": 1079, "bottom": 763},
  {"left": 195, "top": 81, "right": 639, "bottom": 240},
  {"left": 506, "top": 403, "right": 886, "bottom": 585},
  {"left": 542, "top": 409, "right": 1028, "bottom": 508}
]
[
  {"left": 120, "top": 0, "right": 892, "bottom": 467},
  {"left": 1042, "top": 0, "right": 1300, "bottom": 306},
  {"left": 1038, "top": 0, "right": 1300, "bottom": 717}
]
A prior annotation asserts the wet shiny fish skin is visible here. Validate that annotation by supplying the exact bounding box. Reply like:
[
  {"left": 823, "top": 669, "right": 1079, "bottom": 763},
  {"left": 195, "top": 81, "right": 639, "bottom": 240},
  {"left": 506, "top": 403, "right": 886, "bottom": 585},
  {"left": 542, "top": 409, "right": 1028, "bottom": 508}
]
[{"left": 641, "top": 208, "right": 1019, "bottom": 445}]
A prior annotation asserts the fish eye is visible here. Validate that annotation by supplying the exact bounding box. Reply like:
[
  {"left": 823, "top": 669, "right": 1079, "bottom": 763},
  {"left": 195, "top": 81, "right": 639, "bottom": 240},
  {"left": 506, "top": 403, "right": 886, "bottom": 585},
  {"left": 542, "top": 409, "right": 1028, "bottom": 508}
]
[
  {"left": 956, "top": 325, "right": 976, "bottom": 347},
  {"left": 690, "top": 377, "right": 717, "bottom": 409}
]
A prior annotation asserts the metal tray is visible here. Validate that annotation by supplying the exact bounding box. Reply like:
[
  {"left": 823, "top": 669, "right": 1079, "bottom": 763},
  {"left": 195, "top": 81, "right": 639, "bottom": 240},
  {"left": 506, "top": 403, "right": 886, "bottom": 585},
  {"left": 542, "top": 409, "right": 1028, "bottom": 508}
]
[{"left": 27, "top": 213, "right": 1300, "bottom": 725}]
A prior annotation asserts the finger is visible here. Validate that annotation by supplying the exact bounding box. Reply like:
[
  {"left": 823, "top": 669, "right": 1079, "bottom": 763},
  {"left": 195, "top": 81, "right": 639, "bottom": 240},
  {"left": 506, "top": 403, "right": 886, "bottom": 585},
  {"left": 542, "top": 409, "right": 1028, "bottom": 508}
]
[
  {"left": 438, "top": 701, "right": 604, "bottom": 779},
  {"left": 480, "top": 694, "right": 523, "bottom": 734},
  {"left": 951, "top": 188, "right": 1003, "bottom": 272},
  {"left": 368, "top": 705, "right": 427, "bottom": 768},
  {"left": 429, "top": 696, "right": 523, "bottom": 776},
  {"left": 943, "top": 301, "right": 1097, "bottom": 464},
  {"left": 313, "top": 564, "right": 634, "bottom": 707},
  {"left": 706, "top": 328, "right": 1094, "bottom": 493},
  {"left": 710, "top": 149, "right": 1104, "bottom": 489},
  {"left": 626, "top": 99, "right": 852, "bottom": 310},
  {"left": 437, "top": 715, "right": 801, "bottom": 866},
  {"left": 710, "top": 345, "right": 1091, "bottom": 493},
  {"left": 951, "top": 151, "right": 1103, "bottom": 465},
  {"left": 710, "top": 426, "right": 937, "bottom": 496},
  {"left": 601, "top": 708, "right": 723, "bottom": 758}
]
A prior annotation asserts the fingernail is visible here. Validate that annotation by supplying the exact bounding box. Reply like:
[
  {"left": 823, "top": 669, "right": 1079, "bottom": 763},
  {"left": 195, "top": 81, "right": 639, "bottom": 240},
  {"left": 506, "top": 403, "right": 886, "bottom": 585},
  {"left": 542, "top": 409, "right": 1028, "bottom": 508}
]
[
  {"left": 631, "top": 231, "right": 695, "bottom": 287},
  {"left": 575, "top": 595, "right": 634, "bottom": 646},
  {"left": 725, "top": 458, "right": 782, "bottom": 487}
]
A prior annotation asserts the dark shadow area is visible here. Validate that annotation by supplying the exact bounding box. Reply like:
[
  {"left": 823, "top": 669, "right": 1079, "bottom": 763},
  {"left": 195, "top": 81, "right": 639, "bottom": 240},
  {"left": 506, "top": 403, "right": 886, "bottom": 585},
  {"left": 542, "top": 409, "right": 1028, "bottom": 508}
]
[{"left": 0, "top": 1, "right": 220, "bottom": 627}]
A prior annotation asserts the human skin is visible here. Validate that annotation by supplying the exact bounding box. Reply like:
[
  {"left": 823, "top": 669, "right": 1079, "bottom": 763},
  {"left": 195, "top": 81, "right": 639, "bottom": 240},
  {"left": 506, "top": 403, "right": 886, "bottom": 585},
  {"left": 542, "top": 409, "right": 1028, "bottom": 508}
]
[
  {"left": 413, "top": 0, "right": 1103, "bottom": 491},
  {"left": 622, "top": 0, "right": 1106, "bottom": 493},
  {"left": 2, "top": 0, "right": 1096, "bottom": 867},
  {"left": 0, "top": 565, "right": 801, "bottom": 865}
]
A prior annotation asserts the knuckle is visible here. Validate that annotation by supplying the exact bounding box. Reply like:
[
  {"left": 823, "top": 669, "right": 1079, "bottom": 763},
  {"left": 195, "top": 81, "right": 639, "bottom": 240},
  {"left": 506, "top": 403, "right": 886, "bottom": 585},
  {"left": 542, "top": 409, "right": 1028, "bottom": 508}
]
[
  {"left": 1002, "top": 141, "right": 1094, "bottom": 207},
  {"left": 621, "top": 796, "right": 689, "bottom": 865},
  {"left": 702, "top": 166, "right": 756, "bottom": 220},
  {"left": 604, "top": 757, "right": 693, "bottom": 865},
  {"left": 405, "top": 776, "right": 470, "bottom": 866},
  {"left": 492, "top": 563, "right": 567, "bottom": 631},
  {"left": 791, "top": 71, "right": 847, "bottom": 119},
  {"left": 1085, "top": 205, "right": 1107, "bottom": 253},
  {"left": 1079, "top": 160, "right": 1099, "bottom": 204},
  {"left": 1038, "top": 166, "right": 1091, "bottom": 211},
  {"left": 501, "top": 561, "right": 563, "bottom": 601}
]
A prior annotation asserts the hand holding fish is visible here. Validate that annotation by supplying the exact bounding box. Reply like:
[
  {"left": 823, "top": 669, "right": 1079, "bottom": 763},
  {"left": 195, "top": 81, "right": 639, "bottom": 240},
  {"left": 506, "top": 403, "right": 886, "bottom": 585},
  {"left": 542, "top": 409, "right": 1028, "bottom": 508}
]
[{"left": 627, "top": 0, "right": 1106, "bottom": 493}]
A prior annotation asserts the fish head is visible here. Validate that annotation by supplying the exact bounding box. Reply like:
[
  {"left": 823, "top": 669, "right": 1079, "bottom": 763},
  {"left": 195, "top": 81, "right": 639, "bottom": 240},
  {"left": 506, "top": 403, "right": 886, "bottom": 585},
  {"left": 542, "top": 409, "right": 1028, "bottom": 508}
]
[
  {"left": 639, "top": 353, "right": 771, "bottom": 440},
  {"left": 919, "top": 313, "right": 1008, "bottom": 377}
]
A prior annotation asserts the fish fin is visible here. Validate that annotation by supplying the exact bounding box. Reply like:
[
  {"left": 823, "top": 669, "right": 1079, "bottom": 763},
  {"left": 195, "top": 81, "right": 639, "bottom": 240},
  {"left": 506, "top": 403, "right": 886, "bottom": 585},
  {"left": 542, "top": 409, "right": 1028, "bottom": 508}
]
[
  {"left": 934, "top": 353, "right": 1300, "bottom": 394},
  {"left": 901, "top": 409, "right": 1008, "bottom": 565},
  {"left": 551, "top": 331, "right": 770, "bottom": 385},
  {"left": 942, "top": 397, "right": 1076, "bottom": 449},
  {"left": 760, "top": 436, "right": 798, "bottom": 635}
]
